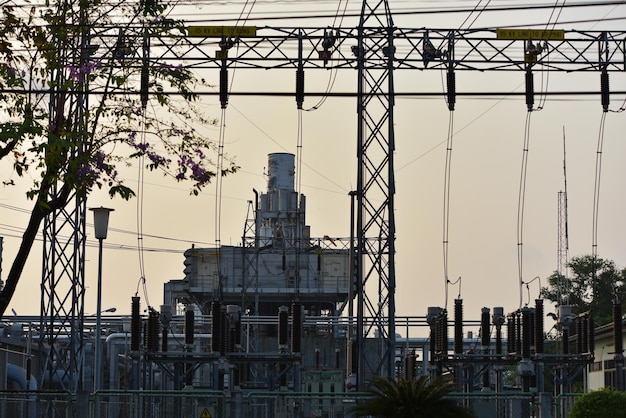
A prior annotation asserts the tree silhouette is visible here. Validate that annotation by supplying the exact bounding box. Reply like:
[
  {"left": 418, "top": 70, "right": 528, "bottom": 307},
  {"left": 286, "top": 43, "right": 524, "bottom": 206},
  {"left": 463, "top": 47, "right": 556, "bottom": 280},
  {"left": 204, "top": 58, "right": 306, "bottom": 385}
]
[
  {"left": 541, "top": 255, "right": 625, "bottom": 325},
  {"left": 0, "top": 0, "right": 237, "bottom": 317}
]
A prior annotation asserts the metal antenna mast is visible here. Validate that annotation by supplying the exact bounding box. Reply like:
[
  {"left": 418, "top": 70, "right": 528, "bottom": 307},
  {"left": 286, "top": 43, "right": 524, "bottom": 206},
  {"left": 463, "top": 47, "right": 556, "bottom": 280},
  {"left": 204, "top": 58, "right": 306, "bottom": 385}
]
[
  {"left": 557, "top": 127, "right": 570, "bottom": 306},
  {"left": 355, "top": 0, "right": 397, "bottom": 386}
]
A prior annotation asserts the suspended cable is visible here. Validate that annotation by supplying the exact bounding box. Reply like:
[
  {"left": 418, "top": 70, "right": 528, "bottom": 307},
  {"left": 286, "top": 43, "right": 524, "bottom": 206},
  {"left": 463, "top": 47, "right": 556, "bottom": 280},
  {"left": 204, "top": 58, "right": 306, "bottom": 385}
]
[
  {"left": 214, "top": 107, "right": 227, "bottom": 302},
  {"left": 442, "top": 112, "right": 455, "bottom": 311},
  {"left": 457, "top": 0, "right": 492, "bottom": 30},
  {"left": 296, "top": 110, "right": 304, "bottom": 196},
  {"left": 233, "top": 0, "right": 256, "bottom": 29},
  {"left": 517, "top": 112, "right": 532, "bottom": 309},
  {"left": 591, "top": 112, "right": 607, "bottom": 260},
  {"left": 300, "top": 0, "right": 348, "bottom": 112},
  {"left": 536, "top": 0, "right": 567, "bottom": 111},
  {"left": 135, "top": 28, "right": 150, "bottom": 303},
  {"left": 294, "top": 107, "right": 304, "bottom": 297},
  {"left": 522, "top": 276, "right": 542, "bottom": 306}
]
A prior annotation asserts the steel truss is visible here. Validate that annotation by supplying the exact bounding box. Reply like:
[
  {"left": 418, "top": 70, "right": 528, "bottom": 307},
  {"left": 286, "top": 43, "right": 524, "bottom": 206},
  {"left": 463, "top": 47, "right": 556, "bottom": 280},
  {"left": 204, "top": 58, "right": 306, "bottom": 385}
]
[{"left": 37, "top": 0, "right": 626, "bottom": 393}]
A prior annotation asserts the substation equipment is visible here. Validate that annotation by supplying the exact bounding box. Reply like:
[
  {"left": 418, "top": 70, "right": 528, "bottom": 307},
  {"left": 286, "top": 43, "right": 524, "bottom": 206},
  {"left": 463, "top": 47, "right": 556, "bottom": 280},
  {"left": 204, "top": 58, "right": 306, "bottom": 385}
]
[{"left": 16, "top": 0, "right": 626, "bottom": 416}]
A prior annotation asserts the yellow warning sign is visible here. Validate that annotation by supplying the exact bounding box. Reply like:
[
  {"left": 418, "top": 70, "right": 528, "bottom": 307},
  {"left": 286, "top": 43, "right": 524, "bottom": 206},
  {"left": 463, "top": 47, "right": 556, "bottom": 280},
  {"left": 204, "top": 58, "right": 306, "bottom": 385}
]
[
  {"left": 496, "top": 28, "right": 564, "bottom": 40},
  {"left": 199, "top": 407, "right": 212, "bottom": 418},
  {"left": 187, "top": 26, "right": 257, "bottom": 38}
]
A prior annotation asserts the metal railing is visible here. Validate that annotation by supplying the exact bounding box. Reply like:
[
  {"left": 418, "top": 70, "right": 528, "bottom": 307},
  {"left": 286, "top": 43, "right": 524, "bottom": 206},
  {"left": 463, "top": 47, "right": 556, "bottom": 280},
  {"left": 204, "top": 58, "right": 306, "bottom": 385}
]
[{"left": 0, "top": 389, "right": 582, "bottom": 418}]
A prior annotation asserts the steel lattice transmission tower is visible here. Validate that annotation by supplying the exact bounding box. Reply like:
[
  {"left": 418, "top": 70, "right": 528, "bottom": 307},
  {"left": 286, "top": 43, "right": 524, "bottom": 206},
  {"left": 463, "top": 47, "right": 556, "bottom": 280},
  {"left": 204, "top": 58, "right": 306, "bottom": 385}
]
[
  {"left": 40, "top": 199, "right": 87, "bottom": 392},
  {"left": 38, "top": 0, "right": 91, "bottom": 393},
  {"left": 355, "top": 0, "right": 397, "bottom": 386}
]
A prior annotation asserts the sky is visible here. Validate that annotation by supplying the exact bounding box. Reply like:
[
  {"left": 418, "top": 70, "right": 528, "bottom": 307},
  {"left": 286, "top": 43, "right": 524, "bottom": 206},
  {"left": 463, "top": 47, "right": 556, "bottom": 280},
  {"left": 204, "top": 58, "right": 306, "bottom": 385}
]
[{"left": 1, "top": 0, "right": 626, "bottom": 338}]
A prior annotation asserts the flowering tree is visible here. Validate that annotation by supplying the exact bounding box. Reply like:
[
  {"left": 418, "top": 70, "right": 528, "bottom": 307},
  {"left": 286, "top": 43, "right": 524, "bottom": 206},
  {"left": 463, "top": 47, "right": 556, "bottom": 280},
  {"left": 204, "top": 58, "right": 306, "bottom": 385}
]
[{"left": 0, "top": 0, "right": 237, "bottom": 317}]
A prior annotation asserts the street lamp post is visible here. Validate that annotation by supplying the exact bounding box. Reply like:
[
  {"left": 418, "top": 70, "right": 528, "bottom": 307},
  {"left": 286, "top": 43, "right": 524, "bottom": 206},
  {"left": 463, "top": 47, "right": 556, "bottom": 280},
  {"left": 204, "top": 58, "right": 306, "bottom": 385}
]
[{"left": 89, "top": 206, "right": 114, "bottom": 392}]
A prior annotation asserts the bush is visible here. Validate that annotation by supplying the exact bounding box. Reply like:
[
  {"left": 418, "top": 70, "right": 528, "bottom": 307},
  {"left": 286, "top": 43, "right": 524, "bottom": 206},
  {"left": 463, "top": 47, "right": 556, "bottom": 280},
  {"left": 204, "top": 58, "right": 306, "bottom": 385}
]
[{"left": 569, "top": 388, "right": 626, "bottom": 418}]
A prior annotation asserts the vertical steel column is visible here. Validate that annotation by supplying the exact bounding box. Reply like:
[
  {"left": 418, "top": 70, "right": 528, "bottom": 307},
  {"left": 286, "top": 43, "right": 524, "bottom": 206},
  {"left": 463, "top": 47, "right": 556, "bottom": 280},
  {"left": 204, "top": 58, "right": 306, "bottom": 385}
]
[{"left": 356, "top": 0, "right": 396, "bottom": 388}]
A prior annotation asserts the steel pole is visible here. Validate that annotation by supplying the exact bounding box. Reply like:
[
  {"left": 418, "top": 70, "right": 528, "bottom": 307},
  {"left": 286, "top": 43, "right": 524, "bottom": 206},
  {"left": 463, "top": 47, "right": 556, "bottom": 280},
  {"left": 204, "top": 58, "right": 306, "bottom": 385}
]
[{"left": 94, "top": 238, "right": 103, "bottom": 392}]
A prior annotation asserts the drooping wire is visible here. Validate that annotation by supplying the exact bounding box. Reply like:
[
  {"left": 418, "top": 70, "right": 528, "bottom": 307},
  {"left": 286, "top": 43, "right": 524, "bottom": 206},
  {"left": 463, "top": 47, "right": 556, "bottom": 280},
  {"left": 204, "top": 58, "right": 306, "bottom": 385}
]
[
  {"left": 136, "top": 129, "right": 147, "bottom": 300},
  {"left": 535, "top": 0, "right": 566, "bottom": 111},
  {"left": 446, "top": 276, "right": 462, "bottom": 311},
  {"left": 294, "top": 107, "right": 304, "bottom": 296},
  {"left": 136, "top": 28, "right": 150, "bottom": 306},
  {"left": 214, "top": 107, "right": 227, "bottom": 302},
  {"left": 522, "top": 276, "right": 542, "bottom": 306},
  {"left": 517, "top": 112, "right": 533, "bottom": 309},
  {"left": 296, "top": 110, "right": 304, "bottom": 196},
  {"left": 591, "top": 112, "right": 607, "bottom": 260},
  {"left": 302, "top": 0, "right": 349, "bottom": 112},
  {"left": 442, "top": 112, "right": 455, "bottom": 311}
]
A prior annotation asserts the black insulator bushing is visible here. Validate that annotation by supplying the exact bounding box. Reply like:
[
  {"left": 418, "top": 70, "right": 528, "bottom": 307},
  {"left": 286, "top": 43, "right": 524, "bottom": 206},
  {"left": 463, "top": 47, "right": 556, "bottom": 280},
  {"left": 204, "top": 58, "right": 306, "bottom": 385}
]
[
  {"left": 507, "top": 315, "right": 515, "bottom": 354},
  {"left": 529, "top": 310, "right": 535, "bottom": 348},
  {"left": 296, "top": 68, "right": 305, "bottom": 109},
  {"left": 146, "top": 309, "right": 160, "bottom": 352},
  {"left": 576, "top": 316, "right": 583, "bottom": 354},
  {"left": 161, "top": 326, "right": 168, "bottom": 353},
  {"left": 211, "top": 301, "right": 221, "bottom": 353},
  {"left": 601, "top": 69, "right": 610, "bottom": 112},
  {"left": 562, "top": 327, "right": 570, "bottom": 355},
  {"left": 291, "top": 302, "right": 302, "bottom": 353},
  {"left": 446, "top": 69, "right": 456, "bottom": 111},
  {"left": 580, "top": 314, "right": 589, "bottom": 353},
  {"left": 516, "top": 312, "right": 522, "bottom": 355},
  {"left": 496, "top": 326, "right": 503, "bottom": 355},
  {"left": 535, "top": 300, "right": 544, "bottom": 354},
  {"left": 481, "top": 308, "right": 490, "bottom": 350},
  {"left": 185, "top": 307, "right": 195, "bottom": 347},
  {"left": 437, "top": 311, "right": 449, "bottom": 355},
  {"left": 406, "top": 349, "right": 416, "bottom": 381},
  {"left": 278, "top": 306, "right": 289, "bottom": 347},
  {"left": 454, "top": 299, "right": 463, "bottom": 354},
  {"left": 142, "top": 321, "right": 148, "bottom": 350},
  {"left": 220, "top": 67, "right": 228, "bottom": 109},
  {"left": 429, "top": 325, "right": 437, "bottom": 360},
  {"left": 348, "top": 339, "right": 357, "bottom": 374},
  {"left": 614, "top": 300, "right": 623, "bottom": 355},
  {"left": 588, "top": 312, "right": 595, "bottom": 355},
  {"left": 234, "top": 314, "right": 242, "bottom": 347},
  {"left": 522, "top": 308, "right": 531, "bottom": 359},
  {"left": 131, "top": 296, "right": 141, "bottom": 351},
  {"left": 220, "top": 308, "right": 230, "bottom": 354},
  {"left": 525, "top": 70, "right": 534, "bottom": 111}
]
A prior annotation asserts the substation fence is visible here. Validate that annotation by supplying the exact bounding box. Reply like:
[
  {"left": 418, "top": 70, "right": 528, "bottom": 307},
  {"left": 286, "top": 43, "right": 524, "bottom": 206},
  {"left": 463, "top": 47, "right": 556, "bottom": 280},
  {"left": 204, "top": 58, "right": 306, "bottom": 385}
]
[
  {"left": 447, "top": 392, "right": 577, "bottom": 418},
  {"left": 0, "top": 390, "right": 582, "bottom": 418}
]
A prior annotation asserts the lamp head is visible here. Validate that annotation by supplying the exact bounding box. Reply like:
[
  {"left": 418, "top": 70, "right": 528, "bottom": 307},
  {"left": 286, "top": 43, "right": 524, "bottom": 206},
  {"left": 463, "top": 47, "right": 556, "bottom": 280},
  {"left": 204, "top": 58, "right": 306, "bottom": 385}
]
[{"left": 89, "top": 206, "right": 114, "bottom": 239}]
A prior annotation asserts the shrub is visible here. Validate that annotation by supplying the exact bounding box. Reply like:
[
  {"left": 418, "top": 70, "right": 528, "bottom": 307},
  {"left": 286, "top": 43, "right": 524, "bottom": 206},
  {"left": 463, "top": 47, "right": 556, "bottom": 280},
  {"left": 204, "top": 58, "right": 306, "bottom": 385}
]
[{"left": 569, "top": 387, "right": 626, "bottom": 418}]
